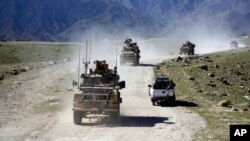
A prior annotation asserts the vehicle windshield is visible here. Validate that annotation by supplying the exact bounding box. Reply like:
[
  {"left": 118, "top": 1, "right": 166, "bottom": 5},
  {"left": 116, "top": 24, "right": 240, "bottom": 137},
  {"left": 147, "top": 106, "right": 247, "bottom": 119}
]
[
  {"left": 153, "top": 80, "right": 170, "bottom": 89},
  {"left": 83, "top": 75, "right": 114, "bottom": 86}
]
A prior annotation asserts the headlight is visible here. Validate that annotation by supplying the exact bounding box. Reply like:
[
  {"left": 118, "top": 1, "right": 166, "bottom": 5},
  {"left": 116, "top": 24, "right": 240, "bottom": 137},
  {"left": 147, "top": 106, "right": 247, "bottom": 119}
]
[{"left": 113, "top": 90, "right": 117, "bottom": 95}]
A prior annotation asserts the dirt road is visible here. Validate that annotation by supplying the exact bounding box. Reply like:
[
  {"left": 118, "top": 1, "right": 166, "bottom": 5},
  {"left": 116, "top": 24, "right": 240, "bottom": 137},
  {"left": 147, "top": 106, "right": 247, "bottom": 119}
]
[
  {"left": 17, "top": 60, "right": 205, "bottom": 141},
  {"left": 0, "top": 41, "right": 206, "bottom": 141}
]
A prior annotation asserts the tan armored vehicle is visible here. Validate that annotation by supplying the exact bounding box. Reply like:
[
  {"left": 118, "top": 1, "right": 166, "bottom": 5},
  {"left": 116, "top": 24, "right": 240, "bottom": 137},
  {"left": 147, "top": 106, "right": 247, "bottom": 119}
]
[
  {"left": 230, "top": 40, "right": 238, "bottom": 48},
  {"left": 120, "top": 39, "right": 140, "bottom": 65},
  {"left": 180, "top": 41, "right": 195, "bottom": 55},
  {"left": 72, "top": 60, "right": 125, "bottom": 125}
]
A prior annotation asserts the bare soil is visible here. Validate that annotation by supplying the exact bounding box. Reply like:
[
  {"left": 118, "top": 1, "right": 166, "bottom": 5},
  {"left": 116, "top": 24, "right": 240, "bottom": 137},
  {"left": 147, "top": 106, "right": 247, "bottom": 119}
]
[{"left": 0, "top": 56, "right": 206, "bottom": 141}]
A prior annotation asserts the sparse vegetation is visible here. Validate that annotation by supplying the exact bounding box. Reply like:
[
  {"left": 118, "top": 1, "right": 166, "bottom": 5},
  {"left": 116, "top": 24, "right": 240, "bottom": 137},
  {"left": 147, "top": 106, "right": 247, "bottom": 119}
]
[
  {"left": 155, "top": 47, "right": 250, "bottom": 140},
  {"left": 33, "top": 99, "right": 62, "bottom": 114},
  {"left": 0, "top": 41, "right": 76, "bottom": 64}
]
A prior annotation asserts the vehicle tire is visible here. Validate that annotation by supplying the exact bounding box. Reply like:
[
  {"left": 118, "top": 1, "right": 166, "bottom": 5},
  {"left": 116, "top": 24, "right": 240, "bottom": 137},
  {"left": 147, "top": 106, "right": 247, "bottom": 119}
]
[
  {"left": 73, "top": 111, "right": 83, "bottom": 125},
  {"left": 136, "top": 59, "right": 139, "bottom": 65},
  {"left": 172, "top": 95, "right": 176, "bottom": 101},
  {"left": 110, "top": 112, "right": 120, "bottom": 122},
  {"left": 152, "top": 101, "right": 156, "bottom": 106},
  {"left": 157, "top": 101, "right": 162, "bottom": 106}
]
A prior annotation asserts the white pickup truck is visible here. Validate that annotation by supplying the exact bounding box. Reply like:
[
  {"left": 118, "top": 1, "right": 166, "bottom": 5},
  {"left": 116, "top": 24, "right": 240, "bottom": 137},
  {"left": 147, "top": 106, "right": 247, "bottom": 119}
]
[{"left": 148, "top": 77, "right": 176, "bottom": 106}]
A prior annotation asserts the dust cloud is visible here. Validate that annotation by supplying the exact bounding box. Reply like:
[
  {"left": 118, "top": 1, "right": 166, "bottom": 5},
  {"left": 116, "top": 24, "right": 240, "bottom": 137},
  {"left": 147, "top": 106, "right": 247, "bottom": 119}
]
[
  {"left": 68, "top": 10, "right": 245, "bottom": 68},
  {"left": 161, "top": 13, "right": 242, "bottom": 54}
]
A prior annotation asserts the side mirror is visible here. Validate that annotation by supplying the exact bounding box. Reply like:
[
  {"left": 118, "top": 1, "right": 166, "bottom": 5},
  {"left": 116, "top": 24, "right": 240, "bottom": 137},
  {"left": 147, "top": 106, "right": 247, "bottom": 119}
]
[
  {"left": 81, "top": 74, "right": 85, "bottom": 78},
  {"left": 119, "top": 81, "right": 125, "bottom": 89},
  {"left": 72, "top": 80, "right": 77, "bottom": 87},
  {"left": 148, "top": 85, "right": 152, "bottom": 87}
]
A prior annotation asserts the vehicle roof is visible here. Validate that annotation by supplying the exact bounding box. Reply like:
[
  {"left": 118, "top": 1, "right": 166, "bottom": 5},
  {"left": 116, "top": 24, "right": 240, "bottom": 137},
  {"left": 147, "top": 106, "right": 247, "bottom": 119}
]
[{"left": 155, "top": 77, "right": 170, "bottom": 81}]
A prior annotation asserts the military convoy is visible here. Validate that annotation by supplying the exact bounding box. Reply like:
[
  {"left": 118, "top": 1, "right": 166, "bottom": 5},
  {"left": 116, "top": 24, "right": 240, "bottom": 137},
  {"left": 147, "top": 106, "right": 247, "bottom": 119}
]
[
  {"left": 230, "top": 40, "right": 238, "bottom": 48},
  {"left": 180, "top": 41, "right": 195, "bottom": 55},
  {"left": 72, "top": 60, "right": 125, "bottom": 125},
  {"left": 120, "top": 39, "right": 140, "bottom": 65}
]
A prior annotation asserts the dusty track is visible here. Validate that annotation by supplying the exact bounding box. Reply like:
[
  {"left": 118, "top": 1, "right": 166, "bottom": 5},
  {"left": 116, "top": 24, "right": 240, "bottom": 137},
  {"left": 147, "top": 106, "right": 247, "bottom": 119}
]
[
  {"left": 21, "top": 61, "right": 205, "bottom": 141},
  {"left": 0, "top": 46, "right": 206, "bottom": 141}
]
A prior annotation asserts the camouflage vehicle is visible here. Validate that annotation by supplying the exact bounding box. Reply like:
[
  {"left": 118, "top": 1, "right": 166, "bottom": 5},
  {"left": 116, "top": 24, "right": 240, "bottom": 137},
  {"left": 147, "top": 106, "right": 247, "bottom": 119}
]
[
  {"left": 230, "top": 40, "right": 238, "bottom": 48},
  {"left": 120, "top": 39, "right": 140, "bottom": 65},
  {"left": 72, "top": 60, "right": 125, "bottom": 125},
  {"left": 180, "top": 41, "right": 195, "bottom": 55}
]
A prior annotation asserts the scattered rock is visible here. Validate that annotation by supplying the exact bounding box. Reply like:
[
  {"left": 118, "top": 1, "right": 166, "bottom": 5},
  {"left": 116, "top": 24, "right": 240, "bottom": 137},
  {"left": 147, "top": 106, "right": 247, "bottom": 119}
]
[
  {"left": 9, "top": 67, "right": 19, "bottom": 75},
  {"left": 239, "top": 83, "right": 244, "bottom": 86},
  {"left": 183, "top": 58, "right": 191, "bottom": 63},
  {"left": 66, "top": 87, "right": 73, "bottom": 91},
  {"left": 239, "top": 86, "right": 245, "bottom": 89},
  {"left": 47, "top": 96, "right": 60, "bottom": 103},
  {"left": 241, "top": 108, "right": 248, "bottom": 112},
  {"left": 214, "top": 64, "right": 219, "bottom": 68},
  {"left": 216, "top": 77, "right": 224, "bottom": 81},
  {"left": 231, "top": 108, "right": 239, "bottom": 111},
  {"left": 198, "top": 64, "right": 208, "bottom": 71},
  {"left": 165, "top": 64, "right": 172, "bottom": 67},
  {"left": 243, "top": 96, "right": 250, "bottom": 101},
  {"left": 240, "top": 77, "right": 248, "bottom": 81},
  {"left": 176, "top": 56, "right": 183, "bottom": 62},
  {"left": 218, "top": 93, "right": 227, "bottom": 97},
  {"left": 208, "top": 72, "right": 215, "bottom": 77},
  {"left": 222, "top": 80, "right": 229, "bottom": 85},
  {"left": 20, "top": 66, "right": 29, "bottom": 72},
  {"left": 188, "top": 76, "right": 195, "bottom": 80},
  {"left": 199, "top": 56, "right": 209, "bottom": 61},
  {"left": 0, "top": 74, "right": 4, "bottom": 80},
  {"left": 14, "top": 81, "right": 21, "bottom": 85},
  {"left": 206, "top": 83, "right": 216, "bottom": 87},
  {"left": 237, "top": 64, "right": 243, "bottom": 68},
  {"left": 48, "top": 61, "right": 56, "bottom": 66},
  {"left": 218, "top": 100, "right": 231, "bottom": 107},
  {"left": 233, "top": 70, "right": 244, "bottom": 76},
  {"left": 196, "top": 89, "right": 203, "bottom": 93}
]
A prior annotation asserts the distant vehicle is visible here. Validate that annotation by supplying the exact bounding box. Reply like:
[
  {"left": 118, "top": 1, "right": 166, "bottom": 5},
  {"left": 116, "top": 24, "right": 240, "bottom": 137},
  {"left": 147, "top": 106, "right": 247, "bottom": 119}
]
[
  {"left": 72, "top": 60, "right": 125, "bottom": 125},
  {"left": 180, "top": 41, "right": 195, "bottom": 55},
  {"left": 230, "top": 40, "right": 238, "bottom": 48},
  {"left": 148, "top": 77, "right": 176, "bottom": 106},
  {"left": 120, "top": 39, "right": 140, "bottom": 65}
]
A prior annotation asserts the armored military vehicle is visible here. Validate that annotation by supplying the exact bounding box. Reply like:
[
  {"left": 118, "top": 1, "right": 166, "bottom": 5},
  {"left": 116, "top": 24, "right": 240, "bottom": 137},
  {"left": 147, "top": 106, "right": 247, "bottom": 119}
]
[
  {"left": 120, "top": 39, "right": 140, "bottom": 65},
  {"left": 72, "top": 60, "right": 125, "bottom": 125},
  {"left": 180, "top": 41, "right": 195, "bottom": 55},
  {"left": 230, "top": 40, "right": 238, "bottom": 48}
]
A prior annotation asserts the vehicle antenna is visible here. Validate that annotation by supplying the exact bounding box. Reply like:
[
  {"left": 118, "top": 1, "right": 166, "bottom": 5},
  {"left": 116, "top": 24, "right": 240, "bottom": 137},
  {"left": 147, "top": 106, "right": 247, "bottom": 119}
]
[
  {"left": 84, "top": 40, "right": 88, "bottom": 75},
  {"left": 77, "top": 39, "right": 81, "bottom": 88},
  {"left": 115, "top": 40, "right": 118, "bottom": 74},
  {"left": 116, "top": 40, "right": 118, "bottom": 66},
  {"left": 89, "top": 40, "right": 91, "bottom": 64}
]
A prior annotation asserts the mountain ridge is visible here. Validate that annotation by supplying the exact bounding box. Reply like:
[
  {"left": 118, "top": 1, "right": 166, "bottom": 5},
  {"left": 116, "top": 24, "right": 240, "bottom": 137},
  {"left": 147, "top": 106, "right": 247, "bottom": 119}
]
[{"left": 0, "top": 0, "right": 249, "bottom": 41}]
